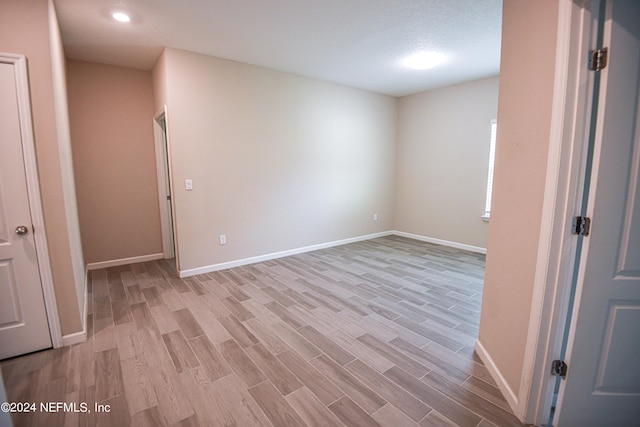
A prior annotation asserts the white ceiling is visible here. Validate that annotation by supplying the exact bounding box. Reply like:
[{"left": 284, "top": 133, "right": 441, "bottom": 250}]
[{"left": 54, "top": 0, "right": 502, "bottom": 97}]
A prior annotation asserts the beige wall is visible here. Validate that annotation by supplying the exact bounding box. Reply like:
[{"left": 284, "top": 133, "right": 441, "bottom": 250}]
[
  {"left": 478, "top": 0, "right": 559, "bottom": 395},
  {"left": 48, "top": 0, "right": 85, "bottom": 321},
  {"left": 157, "top": 48, "right": 397, "bottom": 272},
  {"left": 395, "top": 77, "right": 499, "bottom": 248},
  {"left": 0, "top": 0, "right": 84, "bottom": 335},
  {"left": 151, "top": 49, "right": 168, "bottom": 112},
  {"left": 66, "top": 60, "right": 163, "bottom": 264}
]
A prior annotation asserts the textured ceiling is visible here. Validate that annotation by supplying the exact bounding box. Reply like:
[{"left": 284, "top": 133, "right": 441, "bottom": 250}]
[{"left": 54, "top": 0, "right": 502, "bottom": 97}]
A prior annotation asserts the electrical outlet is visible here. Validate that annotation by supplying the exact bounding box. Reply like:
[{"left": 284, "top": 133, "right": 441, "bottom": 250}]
[
  {"left": 219, "top": 234, "right": 226, "bottom": 245},
  {"left": 373, "top": 213, "right": 378, "bottom": 221}
]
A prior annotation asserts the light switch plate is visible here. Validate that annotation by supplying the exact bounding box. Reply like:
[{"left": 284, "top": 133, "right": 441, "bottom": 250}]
[{"left": 185, "top": 179, "right": 193, "bottom": 190}]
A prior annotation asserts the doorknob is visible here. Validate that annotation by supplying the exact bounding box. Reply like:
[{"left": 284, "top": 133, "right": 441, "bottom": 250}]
[{"left": 15, "top": 226, "right": 29, "bottom": 235}]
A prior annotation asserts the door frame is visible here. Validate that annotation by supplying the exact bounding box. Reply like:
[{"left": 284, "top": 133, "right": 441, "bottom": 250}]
[
  {"left": 1, "top": 53, "right": 62, "bottom": 349},
  {"left": 519, "top": 0, "right": 602, "bottom": 423},
  {"left": 153, "top": 106, "right": 177, "bottom": 261}
]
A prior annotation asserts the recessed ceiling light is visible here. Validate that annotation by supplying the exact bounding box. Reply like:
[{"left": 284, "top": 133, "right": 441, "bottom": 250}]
[
  {"left": 112, "top": 12, "right": 131, "bottom": 23},
  {"left": 401, "top": 51, "right": 447, "bottom": 70}
]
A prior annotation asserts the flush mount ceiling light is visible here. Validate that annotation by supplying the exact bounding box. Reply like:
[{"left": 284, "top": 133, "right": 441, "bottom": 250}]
[
  {"left": 112, "top": 12, "right": 131, "bottom": 23},
  {"left": 401, "top": 51, "right": 447, "bottom": 70}
]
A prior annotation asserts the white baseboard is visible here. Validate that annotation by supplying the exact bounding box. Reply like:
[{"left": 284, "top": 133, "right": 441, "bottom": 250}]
[
  {"left": 86, "top": 253, "right": 164, "bottom": 270},
  {"left": 60, "top": 268, "right": 90, "bottom": 347},
  {"left": 475, "top": 339, "right": 521, "bottom": 418},
  {"left": 62, "top": 330, "right": 87, "bottom": 346},
  {"left": 393, "top": 231, "right": 487, "bottom": 254},
  {"left": 179, "top": 231, "right": 394, "bottom": 278}
]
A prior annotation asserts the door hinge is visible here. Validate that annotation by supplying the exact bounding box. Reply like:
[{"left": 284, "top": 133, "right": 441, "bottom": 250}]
[
  {"left": 589, "top": 47, "right": 608, "bottom": 71},
  {"left": 167, "top": 195, "right": 171, "bottom": 201},
  {"left": 572, "top": 216, "right": 591, "bottom": 236},
  {"left": 551, "top": 359, "right": 568, "bottom": 379}
]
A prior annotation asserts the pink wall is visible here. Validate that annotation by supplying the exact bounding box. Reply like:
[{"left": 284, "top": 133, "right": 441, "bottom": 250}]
[{"left": 66, "top": 60, "right": 163, "bottom": 264}]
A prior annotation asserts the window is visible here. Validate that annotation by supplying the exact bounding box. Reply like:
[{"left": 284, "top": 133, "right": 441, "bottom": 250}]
[{"left": 482, "top": 119, "right": 497, "bottom": 221}]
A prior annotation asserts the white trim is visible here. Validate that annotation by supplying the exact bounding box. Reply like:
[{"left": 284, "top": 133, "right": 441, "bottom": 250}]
[
  {"left": 521, "top": 1, "right": 598, "bottom": 424},
  {"left": 393, "top": 231, "right": 487, "bottom": 254},
  {"left": 86, "top": 253, "right": 164, "bottom": 271},
  {"left": 475, "top": 339, "right": 519, "bottom": 412},
  {"left": 2, "top": 53, "right": 63, "bottom": 349},
  {"left": 179, "top": 231, "right": 394, "bottom": 277},
  {"left": 153, "top": 106, "right": 175, "bottom": 259},
  {"left": 62, "top": 330, "right": 87, "bottom": 346}
]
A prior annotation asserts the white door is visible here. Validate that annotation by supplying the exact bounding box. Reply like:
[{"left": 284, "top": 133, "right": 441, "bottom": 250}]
[
  {"left": 556, "top": 0, "right": 640, "bottom": 424},
  {"left": 0, "top": 55, "right": 52, "bottom": 359}
]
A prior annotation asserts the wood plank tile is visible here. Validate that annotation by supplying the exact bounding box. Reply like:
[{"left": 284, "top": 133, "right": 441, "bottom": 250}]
[
  {"left": 461, "top": 374, "right": 511, "bottom": 412},
  {"left": 183, "top": 277, "right": 207, "bottom": 296},
  {"left": 419, "top": 410, "right": 459, "bottom": 427},
  {"left": 131, "top": 302, "right": 158, "bottom": 333},
  {"left": 345, "top": 359, "right": 431, "bottom": 422},
  {"left": 95, "top": 348, "right": 124, "bottom": 402},
  {"left": 192, "top": 372, "right": 271, "bottom": 426},
  {"left": 173, "top": 308, "right": 205, "bottom": 339},
  {"left": 218, "top": 315, "right": 259, "bottom": 348},
  {"left": 262, "top": 286, "right": 296, "bottom": 307},
  {"left": 108, "top": 281, "right": 127, "bottom": 302},
  {"left": 298, "top": 325, "right": 355, "bottom": 366},
  {"left": 421, "top": 371, "right": 523, "bottom": 427},
  {"left": 188, "top": 335, "right": 232, "bottom": 382},
  {"left": 357, "top": 333, "right": 430, "bottom": 378},
  {"left": 94, "top": 296, "right": 113, "bottom": 321},
  {"left": 220, "top": 296, "right": 255, "bottom": 321},
  {"left": 149, "top": 367, "right": 195, "bottom": 425},
  {"left": 161, "top": 330, "right": 200, "bottom": 373},
  {"left": 149, "top": 304, "right": 181, "bottom": 335},
  {"left": 120, "top": 355, "right": 158, "bottom": 415},
  {"left": 126, "top": 284, "right": 146, "bottom": 305},
  {"left": 130, "top": 406, "right": 167, "bottom": 427},
  {"left": 217, "top": 339, "right": 266, "bottom": 387},
  {"left": 327, "top": 329, "right": 393, "bottom": 373},
  {"left": 141, "top": 287, "right": 163, "bottom": 308},
  {"left": 393, "top": 316, "right": 467, "bottom": 351},
  {"left": 244, "top": 317, "right": 290, "bottom": 354},
  {"left": 138, "top": 328, "right": 174, "bottom": 368},
  {"left": 115, "top": 322, "right": 142, "bottom": 361},
  {"left": 310, "top": 354, "right": 386, "bottom": 414},
  {"left": 195, "top": 310, "right": 232, "bottom": 344},
  {"left": 281, "top": 289, "right": 317, "bottom": 310},
  {"left": 1, "top": 238, "right": 522, "bottom": 427},
  {"left": 268, "top": 321, "right": 322, "bottom": 360},
  {"left": 247, "top": 380, "right": 307, "bottom": 426},
  {"left": 383, "top": 366, "right": 480, "bottom": 427},
  {"left": 95, "top": 393, "right": 131, "bottom": 427},
  {"left": 424, "top": 341, "right": 495, "bottom": 386},
  {"left": 277, "top": 350, "right": 344, "bottom": 405},
  {"left": 373, "top": 403, "right": 421, "bottom": 427},
  {"left": 112, "top": 300, "right": 133, "bottom": 325},
  {"left": 328, "top": 396, "right": 383, "bottom": 427},
  {"left": 389, "top": 337, "right": 469, "bottom": 383},
  {"left": 168, "top": 277, "right": 191, "bottom": 294},
  {"left": 286, "top": 386, "right": 344, "bottom": 427},
  {"left": 244, "top": 343, "right": 302, "bottom": 395},
  {"left": 265, "top": 301, "right": 306, "bottom": 328},
  {"left": 219, "top": 280, "right": 251, "bottom": 301}
]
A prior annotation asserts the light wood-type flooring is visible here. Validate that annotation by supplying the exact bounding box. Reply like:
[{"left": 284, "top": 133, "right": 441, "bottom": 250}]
[{"left": 1, "top": 236, "right": 524, "bottom": 426}]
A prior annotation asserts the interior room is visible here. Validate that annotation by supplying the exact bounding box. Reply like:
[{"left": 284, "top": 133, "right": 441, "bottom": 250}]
[{"left": 1, "top": 0, "right": 638, "bottom": 426}]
